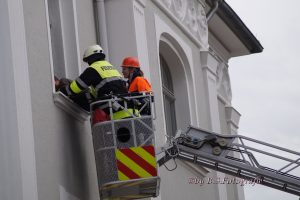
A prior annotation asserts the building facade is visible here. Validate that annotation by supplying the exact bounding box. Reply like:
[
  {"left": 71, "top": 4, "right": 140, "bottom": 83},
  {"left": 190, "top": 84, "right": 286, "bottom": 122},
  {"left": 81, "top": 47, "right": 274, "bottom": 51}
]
[{"left": 0, "top": 0, "right": 262, "bottom": 200}]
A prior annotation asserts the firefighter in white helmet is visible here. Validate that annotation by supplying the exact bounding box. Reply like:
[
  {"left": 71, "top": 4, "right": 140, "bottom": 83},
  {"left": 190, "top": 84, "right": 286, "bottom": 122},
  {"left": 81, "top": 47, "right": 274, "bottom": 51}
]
[
  {"left": 61, "top": 44, "right": 127, "bottom": 99},
  {"left": 60, "top": 45, "right": 129, "bottom": 119}
]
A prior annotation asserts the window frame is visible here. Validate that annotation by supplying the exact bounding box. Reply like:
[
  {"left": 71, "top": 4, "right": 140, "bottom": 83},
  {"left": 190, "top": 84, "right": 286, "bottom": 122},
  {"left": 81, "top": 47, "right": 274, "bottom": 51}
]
[
  {"left": 45, "top": 0, "right": 89, "bottom": 121},
  {"left": 160, "top": 55, "right": 177, "bottom": 137}
]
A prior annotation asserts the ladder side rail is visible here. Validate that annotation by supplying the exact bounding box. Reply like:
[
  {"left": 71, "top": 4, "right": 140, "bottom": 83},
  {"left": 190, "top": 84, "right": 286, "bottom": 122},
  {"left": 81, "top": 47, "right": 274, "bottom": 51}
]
[
  {"left": 177, "top": 150, "right": 300, "bottom": 196},
  {"left": 188, "top": 126, "right": 300, "bottom": 157},
  {"left": 179, "top": 150, "right": 290, "bottom": 183},
  {"left": 186, "top": 126, "right": 300, "bottom": 160},
  {"left": 159, "top": 126, "right": 300, "bottom": 196},
  {"left": 237, "top": 138, "right": 256, "bottom": 167},
  {"left": 279, "top": 158, "right": 300, "bottom": 172},
  {"left": 178, "top": 151, "right": 258, "bottom": 178},
  {"left": 282, "top": 161, "right": 300, "bottom": 174},
  {"left": 228, "top": 146, "right": 300, "bottom": 180},
  {"left": 227, "top": 147, "right": 261, "bottom": 168},
  {"left": 218, "top": 133, "right": 300, "bottom": 173},
  {"left": 179, "top": 150, "right": 291, "bottom": 185},
  {"left": 178, "top": 144, "right": 300, "bottom": 187},
  {"left": 233, "top": 143, "right": 300, "bottom": 169},
  {"left": 236, "top": 146, "right": 249, "bottom": 164},
  {"left": 237, "top": 135, "right": 300, "bottom": 157}
]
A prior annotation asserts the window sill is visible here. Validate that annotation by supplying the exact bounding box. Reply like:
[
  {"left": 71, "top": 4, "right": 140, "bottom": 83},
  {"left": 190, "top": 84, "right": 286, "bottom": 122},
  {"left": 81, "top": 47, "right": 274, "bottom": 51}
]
[{"left": 53, "top": 92, "right": 90, "bottom": 122}]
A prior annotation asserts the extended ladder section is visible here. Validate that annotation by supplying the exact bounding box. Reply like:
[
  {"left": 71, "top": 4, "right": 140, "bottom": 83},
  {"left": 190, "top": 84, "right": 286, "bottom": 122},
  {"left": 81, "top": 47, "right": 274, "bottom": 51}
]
[{"left": 158, "top": 126, "right": 300, "bottom": 196}]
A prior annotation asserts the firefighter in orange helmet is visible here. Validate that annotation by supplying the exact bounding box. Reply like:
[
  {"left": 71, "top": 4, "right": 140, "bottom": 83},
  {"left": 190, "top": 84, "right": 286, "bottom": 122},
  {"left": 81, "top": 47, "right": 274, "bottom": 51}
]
[{"left": 121, "top": 57, "right": 152, "bottom": 93}]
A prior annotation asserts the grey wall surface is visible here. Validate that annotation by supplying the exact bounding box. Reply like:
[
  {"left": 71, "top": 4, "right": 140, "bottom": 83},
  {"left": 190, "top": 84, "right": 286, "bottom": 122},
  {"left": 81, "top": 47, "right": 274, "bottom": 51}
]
[
  {"left": 76, "top": 0, "right": 97, "bottom": 56},
  {"left": 0, "top": 1, "right": 23, "bottom": 199},
  {"left": 105, "top": 0, "right": 139, "bottom": 67},
  {"left": 22, "top": 0, "right": 99, "bottom": 199},
  {"left": 0, "top": 0, "right": 243, "bottom": 199}
]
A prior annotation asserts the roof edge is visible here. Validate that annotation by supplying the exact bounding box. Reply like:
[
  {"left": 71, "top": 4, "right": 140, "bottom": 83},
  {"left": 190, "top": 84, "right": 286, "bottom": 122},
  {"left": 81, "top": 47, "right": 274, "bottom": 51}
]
[{"left": 207, "top": 0, "right": 264, "bottom": 54}]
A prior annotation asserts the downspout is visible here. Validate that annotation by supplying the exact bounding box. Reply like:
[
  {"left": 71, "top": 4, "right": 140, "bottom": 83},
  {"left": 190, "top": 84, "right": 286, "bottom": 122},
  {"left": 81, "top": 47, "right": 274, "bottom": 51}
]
[
  {"left": 206, "top": 0, "right": 223, "bottom": 22},
  {"left": 94, "top": 0, "right": 109, "bottom": 60}
]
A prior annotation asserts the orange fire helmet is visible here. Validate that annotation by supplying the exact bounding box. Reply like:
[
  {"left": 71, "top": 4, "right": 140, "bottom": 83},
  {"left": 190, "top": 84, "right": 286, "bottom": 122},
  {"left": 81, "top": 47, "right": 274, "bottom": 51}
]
[{"left": 121, "top": 57, "right": 140, "bottom": 68}]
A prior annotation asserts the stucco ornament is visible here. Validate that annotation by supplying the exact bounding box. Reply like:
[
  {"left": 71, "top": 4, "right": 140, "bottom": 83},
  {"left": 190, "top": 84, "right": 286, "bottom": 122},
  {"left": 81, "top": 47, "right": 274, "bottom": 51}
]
[
  {"left": 161, "top": 0, "right": 172, "bottom": 8},
  {"left": 197, "top": 4, "right": 208, "bottom": 47},
  {"left": 216, "top": 63, "right": 232, "bottom": 102},
  {"left": 159, "top": 0, "right": 208, "bottom": 49},
  {"left": 172, "top": 0, "right": 188, "bottom": 21},
  {"left": 184, "top": 2, "right": 198, "bottom": 33}
]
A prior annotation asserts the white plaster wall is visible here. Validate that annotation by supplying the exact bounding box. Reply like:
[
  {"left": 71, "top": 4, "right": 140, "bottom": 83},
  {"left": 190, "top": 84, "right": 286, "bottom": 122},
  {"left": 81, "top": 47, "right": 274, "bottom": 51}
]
[
  {"left": 159, "top": 161, "right": 219, "bottom": 200},
  {"left": 105, "top": 0, "right": 151, "bottom": 80},
  {"left": 105, "top": 0, "right": 138, "bottom": 69},
  {"left": 133, "top": 0, "right": 151, "bottom": 80},
  {"left": 149, "top": 6, "right": 220, "bottom": 200},
  {"left": 0, "top": 0, "right": 38, "bottom": 200},
  {"left": 59, "top": 0, "right": 81, "bottom": 79},
  {"left": 218, "top": 98, "right": 229, "bottom": 134},
  {"left": 0, "top": 0, "right": 244, "bottom": 199},
  {"left": 22, "top": 0, "right": 100, "bottom": 199},
  {"left": 154, "top": 13, "right": 196, "bottom": 140},
  {"left": 75, "top": 0, "right": 97, "bottom": 72}
]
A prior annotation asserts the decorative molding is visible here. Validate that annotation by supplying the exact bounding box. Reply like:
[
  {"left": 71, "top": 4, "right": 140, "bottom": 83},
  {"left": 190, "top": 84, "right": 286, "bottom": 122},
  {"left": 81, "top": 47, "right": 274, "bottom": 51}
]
[
  {"left": 206, "top": 48, "right": 232, "bottom": 103},
  {"left": 201, "top": 51, "right": 219, "bottom": 77},
  {"left": 225, "top": 106, "right": 241, "bottom": 130},
  {"left": 136, "top": 0, "right": 146, "bottom": 8},
  {"left": 216, "top": 62, "right": 232, "bottom": 103},
  {"left": 134, "top": 3, "right": 144, "bottom": 16},
  {"left": 196, "top": 0, "right": 206, "bottom": 8},
  {"left": 154, "top": 0, "right": 209, "bottom": 50},
  {"left": 208, "top": 47, "right": 223, "bottom": 64},
  {"left": 208, "top": 33, "right": 231, "bottom": 62},
  {"left": 53, "top": 92, "right": 90, "bottom": 122},
  {"left": 217, "top": 94, "right": 229, "bottom": 106}
]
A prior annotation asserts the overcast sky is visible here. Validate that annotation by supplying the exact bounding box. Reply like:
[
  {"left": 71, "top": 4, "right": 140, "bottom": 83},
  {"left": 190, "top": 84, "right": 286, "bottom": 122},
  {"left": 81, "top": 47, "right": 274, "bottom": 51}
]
[{"left": 225, "top": 0, "right": 300, "bottom": 199}]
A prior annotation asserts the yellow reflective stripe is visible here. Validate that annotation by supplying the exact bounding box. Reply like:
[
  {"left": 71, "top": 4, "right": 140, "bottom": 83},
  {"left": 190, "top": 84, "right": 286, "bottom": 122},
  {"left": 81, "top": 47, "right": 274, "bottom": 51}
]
[
  {"left": 113, "top": 109, "right": 133, "bottom": 120},
  {"left": 112, "top": 109, "right": 140, "bottom": 120},
  {"left": 131, "top": 147, "right": 157, "bottom": 168},
  {"left": 75, "top": 77, "right": 88, "bottom": 89},
  {"left": 118, "top": 170, "right": 129, "bottom": 181},
  {"left": 95, "top": 76, "right": 124, "bottom": 91},
  {"left": 116, "top": 150, "right": 152, "bottom": 178},
  {"left": 70, "top": 80, "right": 82, "bottom": 94},
  {"left": 91, "top": 61, "right": 121, "bottom": 78}
]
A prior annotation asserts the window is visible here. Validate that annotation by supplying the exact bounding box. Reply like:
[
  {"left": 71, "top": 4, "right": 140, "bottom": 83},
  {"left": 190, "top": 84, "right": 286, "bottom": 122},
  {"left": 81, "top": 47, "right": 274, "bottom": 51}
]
[
  {"left": 46, "top": 0, "right": 89, "bottom": 121},
  {"left": 47, "top": 0, "right": 81, "bottom": 82},
  {"left": 160, "top": 55, "right": 177, "bottom": 137}
]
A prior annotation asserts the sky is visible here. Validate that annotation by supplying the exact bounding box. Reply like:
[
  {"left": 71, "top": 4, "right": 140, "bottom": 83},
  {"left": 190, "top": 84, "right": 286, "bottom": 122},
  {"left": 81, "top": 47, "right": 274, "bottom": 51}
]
[{"left": 225, "top": 0, "right": 300, "bottom": 199}]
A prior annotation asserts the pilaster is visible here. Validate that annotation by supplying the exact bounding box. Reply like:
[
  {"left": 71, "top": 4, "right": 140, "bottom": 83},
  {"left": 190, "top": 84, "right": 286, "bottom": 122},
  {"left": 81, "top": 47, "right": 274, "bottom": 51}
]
[
  {"left": 201, "top": 50, "right": 228, "bottom": 200},
  {"left": 0, "top": 0, "right": 38, "bottom": 199},
  {"left": 225, "top": 106, "right": 241, "bottom": 135},
  {"left": 225, "top": 106, "right": 244, "bottom": 200}
]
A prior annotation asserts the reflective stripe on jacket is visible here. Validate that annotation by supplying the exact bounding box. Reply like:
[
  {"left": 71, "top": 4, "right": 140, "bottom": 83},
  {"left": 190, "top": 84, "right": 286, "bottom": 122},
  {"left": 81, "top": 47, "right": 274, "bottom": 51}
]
[
  {"left": 90, "top": 61, "right": 121, "bottom": 79},
  {"left": 69, "top": 60, "right": 124, "bottom": 96},
  {"left": 112, "top": 109, "right": 140, "bottom": 120}
]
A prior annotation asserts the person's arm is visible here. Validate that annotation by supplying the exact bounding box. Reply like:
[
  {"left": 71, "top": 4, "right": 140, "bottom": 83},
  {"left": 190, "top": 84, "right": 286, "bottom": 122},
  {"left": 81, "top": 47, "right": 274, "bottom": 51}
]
[
  {"left": 60, "top": 67, "right": 99, "bottom": 96},
  {"left": 137, "top": 77, "right": 152, "bottom": 92}
]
